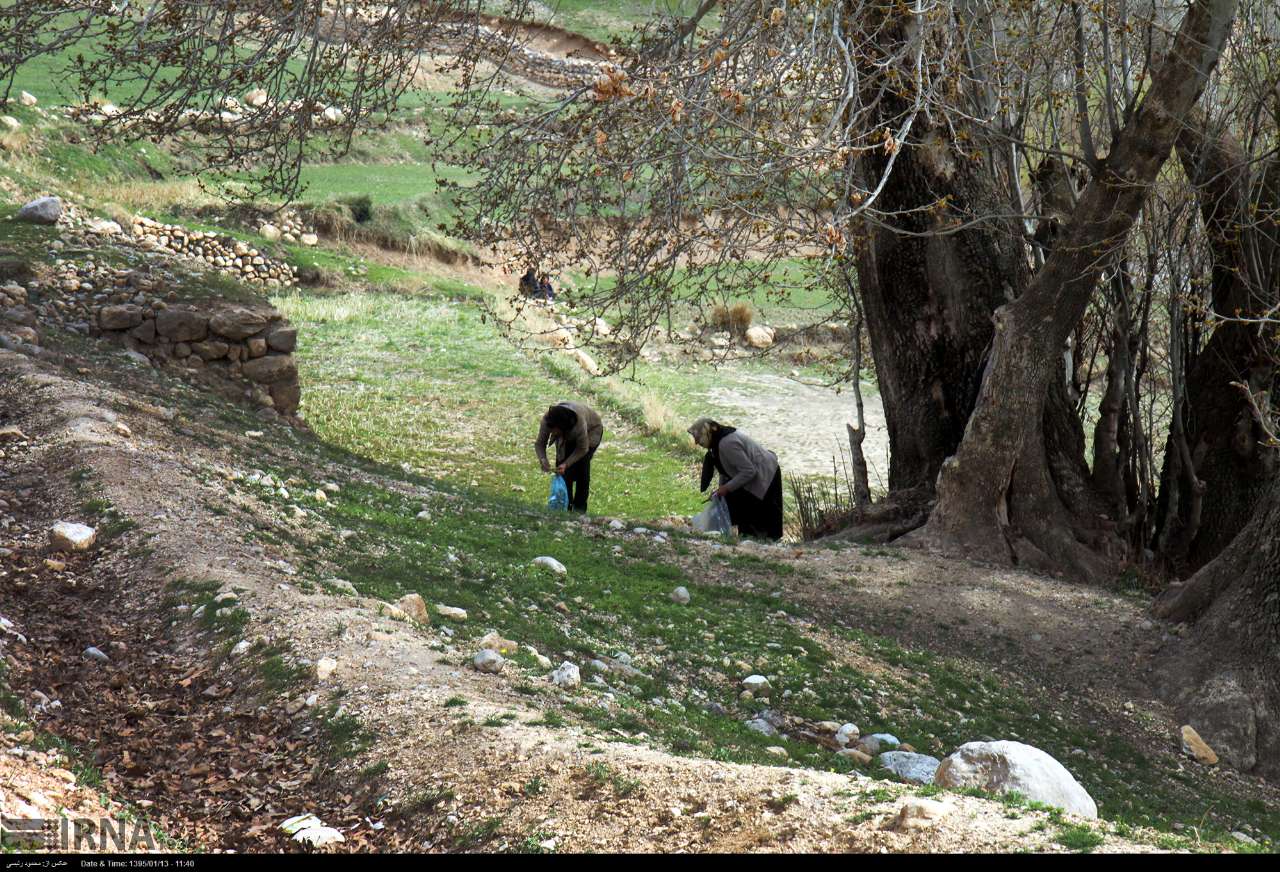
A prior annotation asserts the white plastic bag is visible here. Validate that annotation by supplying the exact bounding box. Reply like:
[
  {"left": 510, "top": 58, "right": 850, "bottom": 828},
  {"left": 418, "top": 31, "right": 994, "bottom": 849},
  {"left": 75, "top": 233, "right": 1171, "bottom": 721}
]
[{"left": 690, "top": 494, "right": 732, "bottom": 534}]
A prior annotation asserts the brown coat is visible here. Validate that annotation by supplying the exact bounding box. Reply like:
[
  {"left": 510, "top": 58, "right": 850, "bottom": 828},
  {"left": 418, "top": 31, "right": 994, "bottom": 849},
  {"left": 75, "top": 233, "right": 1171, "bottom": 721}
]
[{"left": 535, "top": 402, "right": 603, "bottom": 470}]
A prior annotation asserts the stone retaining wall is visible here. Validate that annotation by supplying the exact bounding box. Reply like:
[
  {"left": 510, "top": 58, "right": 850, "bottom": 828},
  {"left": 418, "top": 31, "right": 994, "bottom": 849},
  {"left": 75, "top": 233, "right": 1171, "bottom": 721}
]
[{"left": 98, "top": 300, "right": 301, "bottom": 418}]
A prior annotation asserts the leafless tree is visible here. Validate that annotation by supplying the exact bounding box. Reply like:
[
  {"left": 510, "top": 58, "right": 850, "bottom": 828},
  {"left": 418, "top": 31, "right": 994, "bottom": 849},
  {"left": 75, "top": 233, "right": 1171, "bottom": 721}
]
[{"left": 0, "top": 0, "right": 526, "bottom": 199}]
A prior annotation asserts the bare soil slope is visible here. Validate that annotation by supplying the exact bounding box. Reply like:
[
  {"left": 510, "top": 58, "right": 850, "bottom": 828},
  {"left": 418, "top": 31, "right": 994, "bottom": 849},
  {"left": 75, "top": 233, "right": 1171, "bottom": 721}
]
[{"left": 0, "top": 342, "right": 1187, "bottom": 854}]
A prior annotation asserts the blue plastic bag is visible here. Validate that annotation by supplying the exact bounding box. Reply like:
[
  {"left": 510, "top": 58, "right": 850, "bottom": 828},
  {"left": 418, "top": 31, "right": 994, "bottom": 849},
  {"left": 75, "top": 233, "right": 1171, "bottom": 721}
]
[{"left": 548, "top": 474, "right": 569, "bottom": 510}]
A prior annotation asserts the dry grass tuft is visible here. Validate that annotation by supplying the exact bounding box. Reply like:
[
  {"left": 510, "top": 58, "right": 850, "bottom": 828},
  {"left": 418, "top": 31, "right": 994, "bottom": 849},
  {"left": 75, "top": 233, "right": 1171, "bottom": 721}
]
[
  {"left": 84, "top": 179, "right": 213, "bottom": 213},
  {"left": 728, "top": 302, "right": 753, "bottom": 336}
]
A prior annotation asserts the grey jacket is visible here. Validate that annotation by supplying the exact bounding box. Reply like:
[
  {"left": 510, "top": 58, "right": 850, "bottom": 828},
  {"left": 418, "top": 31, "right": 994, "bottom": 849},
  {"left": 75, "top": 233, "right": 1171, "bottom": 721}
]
[
  {"left": 535, "top": 401, "right": 604, "bottom": 470},
  {"left": 716, "top": 431, "right": 779, "bottom": 500}
]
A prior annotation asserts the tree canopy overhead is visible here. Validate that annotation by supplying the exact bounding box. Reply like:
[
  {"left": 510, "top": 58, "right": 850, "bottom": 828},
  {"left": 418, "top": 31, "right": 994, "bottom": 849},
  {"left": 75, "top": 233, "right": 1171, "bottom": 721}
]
[{"left": 1, "top": 0, "right": 508, "bottom": 198}]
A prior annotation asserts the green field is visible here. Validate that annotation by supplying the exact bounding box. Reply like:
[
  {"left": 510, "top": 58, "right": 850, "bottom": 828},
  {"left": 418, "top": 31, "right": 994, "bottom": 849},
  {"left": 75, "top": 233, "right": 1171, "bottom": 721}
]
[{"left": 274, "top": 285, "right": 707, "bottom": 522}]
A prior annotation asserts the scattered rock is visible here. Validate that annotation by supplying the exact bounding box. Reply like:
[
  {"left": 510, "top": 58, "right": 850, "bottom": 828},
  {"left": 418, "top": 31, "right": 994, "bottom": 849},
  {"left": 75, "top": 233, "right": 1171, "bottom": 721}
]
[
  {"left": 16, "top": 197, "right": 62, "bottom": 225},
  {"left": 835, "top": 723, "right": 860, "bottom": 747},
  {"left": 396, "top": 593, "right": 430, "bottom": 623},
  {"left": 49, "top": 521, "right": 96, "bottom": 552},
  {"left": 857, "top": 733, "right": 900, "bottom": 755},
  {"left": 742, "top": 674, "right": 771, "bottom": 696},
  {"left": 259, "top": 224, "right": 282, "bottom": 242},
  {"left": 86, "top": 217, "right": 123, "bottom": 236},
  {"left": 765, "top": 746, "right": 789, "bottom": 759},
  {"left": 325, "top": 578, "right": 357, "bottom": 596},
  {"left": 435, "top": 604, "right": 467, "bottom": 622},
  {"left": 473, "top": 649, "right": 505, "bottom": 674},
  {"left": 19, "top": 91, "right": 37, "bottom": 107},
  {"left": 478, "top": 631, "right": 518, "bottom": 654},
  {"left": 892, "top": 798, "right": 952, "bottom": 831},
  {"left": 746, "top": 718, "right": 780, "bottom": 737},
  {"left": 315, "top": 657, "right": 338, "bottom": 681},
  {"left": 532, "top": 555, "right": 567, "bottom": 575},
  {"left": 837, "top": 748, "right": 873, "bottom": 765},
  {"left": 551, "top": 662, "right": 581, "bottom": 688},
  {"left": 1180, "top": 725, "right": 1219, "bottom": 766},
  {"left": 879, "top": 751, "right": 941, "bottom": 785},
  {"left": 82, "top": 646, "right": 109, "bottom": 663},
  {"left": 933, "top": 740, "right": 1097, "bottom": 819},
  {"left": 745, "top": 325, "right": 776, "bottom": 349},
  {"left": 573, "top": 348, "right": 599, "bottom": 376},
  {"left": 670, "top": 586, "right": 691, "bottom": 605}
]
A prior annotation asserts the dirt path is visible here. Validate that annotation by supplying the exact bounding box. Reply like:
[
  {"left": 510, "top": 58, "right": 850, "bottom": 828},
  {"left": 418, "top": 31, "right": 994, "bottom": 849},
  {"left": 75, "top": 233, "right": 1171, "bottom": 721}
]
[{"left": 704, "top": 373, "right": 889, "bottom": 480}]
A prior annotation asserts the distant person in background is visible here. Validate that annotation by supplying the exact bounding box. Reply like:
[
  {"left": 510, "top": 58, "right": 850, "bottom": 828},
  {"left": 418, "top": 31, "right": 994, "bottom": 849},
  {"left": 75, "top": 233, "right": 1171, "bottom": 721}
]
[
  {"left": 519, "top": 267, "right": 539, "bottom": 298},
  {"left": 688, "top": 417, "right": 783, "bottom": 540},
  {"left": 538, "top": 272, "right": 555, "bottom": 302},
  {"left": 536, "top": 401, "right": 604, "bottom": 513}
]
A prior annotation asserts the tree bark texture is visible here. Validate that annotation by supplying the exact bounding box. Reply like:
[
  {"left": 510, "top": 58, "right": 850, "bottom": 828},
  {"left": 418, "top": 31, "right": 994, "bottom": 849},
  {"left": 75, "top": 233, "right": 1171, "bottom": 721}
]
[
  {"left": 1156, "top": 125, "right": 1280, "bottom": 572},
  {"left": 853, "top": 9, "right": 1030, "bottom": 495},
  {"left": 911, "top": 0, "right": 1240, "bottom": 580},
  {"left": 1152, "top": 470, "right": 1280, "bottom": 775}
]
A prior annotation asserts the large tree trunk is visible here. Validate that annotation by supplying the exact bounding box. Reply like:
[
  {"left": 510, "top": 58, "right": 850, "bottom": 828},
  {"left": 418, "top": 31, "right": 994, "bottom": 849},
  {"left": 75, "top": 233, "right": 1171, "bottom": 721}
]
[
  {"left": 1155, "top": 125, "right": 1280, "bottom": 572},
  {"left": 853, "top": 6, "right": 1030, "bottom": 498},
  {"left": 907, "top": 0, "right": 1239, "bottom": 581},
  {"left": 1152, "top": 468, "right": 1280, "bottom": 775}
]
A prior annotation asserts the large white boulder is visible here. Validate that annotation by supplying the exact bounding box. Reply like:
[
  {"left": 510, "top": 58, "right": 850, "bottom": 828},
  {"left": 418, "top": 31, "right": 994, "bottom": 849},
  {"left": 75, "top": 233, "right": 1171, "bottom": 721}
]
[{"left": 933, "top": 740, "right": 1097, "bottom": 819}]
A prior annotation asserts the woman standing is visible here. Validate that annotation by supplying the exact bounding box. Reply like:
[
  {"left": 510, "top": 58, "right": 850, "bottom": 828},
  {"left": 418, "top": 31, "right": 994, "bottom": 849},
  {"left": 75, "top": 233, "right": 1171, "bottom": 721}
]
[{"left": 687, "top": 418, "right": 783, "bottom": 540}]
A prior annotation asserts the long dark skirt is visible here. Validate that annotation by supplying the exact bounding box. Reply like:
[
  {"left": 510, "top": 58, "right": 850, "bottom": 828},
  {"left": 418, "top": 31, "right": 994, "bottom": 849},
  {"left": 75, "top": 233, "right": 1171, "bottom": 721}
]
[
  {"left": 725, "top": 467, "right": 783, "bottom": 540},
  {"left": 562, "top": 444, "right": 597, "bottom": 513}
]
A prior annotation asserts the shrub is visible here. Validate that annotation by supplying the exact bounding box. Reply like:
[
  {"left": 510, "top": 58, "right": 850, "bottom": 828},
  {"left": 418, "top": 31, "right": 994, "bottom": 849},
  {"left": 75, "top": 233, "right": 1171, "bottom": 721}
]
[{"left": 728, "top": 302, "right": 753, "bottom": 336}]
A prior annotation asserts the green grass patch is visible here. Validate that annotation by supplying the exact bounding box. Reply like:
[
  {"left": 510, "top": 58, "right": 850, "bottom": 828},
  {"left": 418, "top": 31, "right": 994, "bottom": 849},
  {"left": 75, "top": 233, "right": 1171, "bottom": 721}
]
[
  {"left": 1056, "top": 823, "right": 1106, "bottom": 853},
  {"left": 274, "top": 289, "right": 705, "bottom": 520}
]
